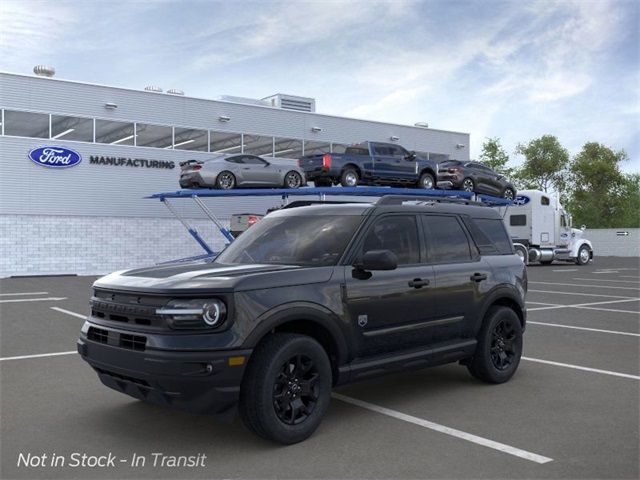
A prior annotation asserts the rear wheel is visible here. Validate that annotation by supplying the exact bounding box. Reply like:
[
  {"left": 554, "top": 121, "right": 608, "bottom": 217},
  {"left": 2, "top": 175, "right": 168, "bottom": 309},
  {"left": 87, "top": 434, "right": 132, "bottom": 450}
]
[
  {"left": 467, "top": 306, "right": 522, "bottom": 384},
  {"left": 239, "top": 333, "right": 332, "bottom": 445},
  {"left": 340, "top": 168, "right": 359, "bottom": 187},
  {"left": 417, "top": 172, "right": 435, "bottom": 190},
  {"left": 284, "top": 171, "right": 303, "bottom": 189},
  {"left": 216, "top": 171, "right": 236, "bottom": 190}
]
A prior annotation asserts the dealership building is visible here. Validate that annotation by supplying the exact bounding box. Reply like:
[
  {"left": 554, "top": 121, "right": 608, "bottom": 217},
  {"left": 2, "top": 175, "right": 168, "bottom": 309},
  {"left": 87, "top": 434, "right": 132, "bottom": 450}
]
[{"left": 0, "top": 68, "right": 471, "bottom": 277}]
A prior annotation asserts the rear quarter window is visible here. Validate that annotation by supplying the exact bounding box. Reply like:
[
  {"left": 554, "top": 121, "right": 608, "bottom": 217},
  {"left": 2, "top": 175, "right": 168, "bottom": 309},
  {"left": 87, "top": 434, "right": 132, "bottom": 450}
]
[
  {"left": 464, "top": 217, "right": 514, "bottom": 255},
  {"left": 422, "top": 215, "right": 473, "bottom": 263}
]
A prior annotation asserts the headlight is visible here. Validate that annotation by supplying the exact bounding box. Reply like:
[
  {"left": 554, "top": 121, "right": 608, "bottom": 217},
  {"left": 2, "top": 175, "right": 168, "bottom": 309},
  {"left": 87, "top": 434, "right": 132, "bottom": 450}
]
[{"left": 157, "top": 298, "right": 227, "bottom": 330}]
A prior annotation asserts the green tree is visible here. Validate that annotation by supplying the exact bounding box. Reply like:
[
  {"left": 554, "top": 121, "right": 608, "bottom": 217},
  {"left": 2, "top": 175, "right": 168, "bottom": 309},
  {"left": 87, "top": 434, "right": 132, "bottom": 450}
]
[
  {"left": 478, "top": 137, "right": 518, "bottom": 179},
  {"left": 514, "top": 135, "right": 569, "bottom": 193},
  {"left": 565, "top": 142, "right": 637, "bottom": 228}
]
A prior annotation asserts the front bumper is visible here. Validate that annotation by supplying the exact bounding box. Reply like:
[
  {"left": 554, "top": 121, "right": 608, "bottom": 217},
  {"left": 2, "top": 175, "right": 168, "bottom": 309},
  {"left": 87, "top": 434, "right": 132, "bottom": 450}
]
[{"left": 77, "top": 323, "right": 251, "bottom": 418}]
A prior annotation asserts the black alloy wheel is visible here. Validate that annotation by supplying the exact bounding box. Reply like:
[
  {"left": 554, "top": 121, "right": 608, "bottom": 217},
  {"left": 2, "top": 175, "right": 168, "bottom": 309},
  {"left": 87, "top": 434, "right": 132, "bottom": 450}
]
[
  {"left": 239, "top": 333, "right": 331, "bottom": 444},
  {"left": 466, "top": 306, "right": 522, "bottom": 384}
]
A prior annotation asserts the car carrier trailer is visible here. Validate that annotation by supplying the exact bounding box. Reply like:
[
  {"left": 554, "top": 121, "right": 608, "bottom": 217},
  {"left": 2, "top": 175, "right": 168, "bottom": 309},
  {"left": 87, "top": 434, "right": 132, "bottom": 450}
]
[{"left": 147, "top": 187, "right": 512, "bottom": 256}]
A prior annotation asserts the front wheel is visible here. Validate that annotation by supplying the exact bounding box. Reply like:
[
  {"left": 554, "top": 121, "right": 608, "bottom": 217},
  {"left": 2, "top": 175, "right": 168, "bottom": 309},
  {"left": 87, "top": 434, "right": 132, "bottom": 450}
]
[
  {"left": 467, "top": 306, "right": 522, "bottom": 384},
  {"left": 417, "top": 172, "right": 435, "bottom": 189},
  {"left": 576, "top": 245, "right": 590, "bottom": 265},
  {"left": 284, "top": 171, "right": 303, "bottom": 189},
  {"left": 502, "top": 188, "right": 515, "bottom": 200},
  {"left": 340, "top": 168, "right": 359, "bottom": 187},
  {"left": 239, "top": 333, "right": 332, "bottom": 445}
]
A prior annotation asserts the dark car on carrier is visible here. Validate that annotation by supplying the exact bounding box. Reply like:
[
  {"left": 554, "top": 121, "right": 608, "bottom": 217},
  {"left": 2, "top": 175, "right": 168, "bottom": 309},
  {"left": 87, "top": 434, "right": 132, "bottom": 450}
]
[
  {"left": 77, "top": 195, "right": 527, "bottom": 445},
  {"left": 438, "top": 160, "right": 516, "bottom": 200}
]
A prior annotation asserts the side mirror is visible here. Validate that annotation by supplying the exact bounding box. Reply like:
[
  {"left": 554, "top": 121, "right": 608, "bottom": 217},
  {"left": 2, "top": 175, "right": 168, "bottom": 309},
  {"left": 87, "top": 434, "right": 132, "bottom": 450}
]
[
  {"left": 354, "top": 249, "right": 398, "bottom": 271},
  {"left": 404, "top": 151, "right": 417, "bottom": 161}
]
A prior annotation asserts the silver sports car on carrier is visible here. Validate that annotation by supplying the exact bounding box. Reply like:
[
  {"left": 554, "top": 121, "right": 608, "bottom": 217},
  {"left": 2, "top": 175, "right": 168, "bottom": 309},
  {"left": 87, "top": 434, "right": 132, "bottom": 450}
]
[{"left": 179, "top": 154, "right": 307, "bottom": 190}]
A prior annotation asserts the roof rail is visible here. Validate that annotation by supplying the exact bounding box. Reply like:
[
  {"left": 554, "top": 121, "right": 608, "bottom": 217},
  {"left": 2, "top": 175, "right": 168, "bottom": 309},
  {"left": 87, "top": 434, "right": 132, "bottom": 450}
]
[{"left": 376, "top": 193, "right": 481, "bottom": 206}]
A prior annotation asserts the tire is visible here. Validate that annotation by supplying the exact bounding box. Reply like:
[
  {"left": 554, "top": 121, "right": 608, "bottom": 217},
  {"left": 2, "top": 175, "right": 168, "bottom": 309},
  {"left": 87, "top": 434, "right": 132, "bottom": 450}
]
[
  {"left": 575, "top": 245, "right": 590, "bottom": 265},
  {"left": 284, "top": 171, "right": 303, "bottom": 189},
  {"left": 467, "top": 306, "right": 522, "bottom": 384},
  {"left": 514, "top": 245, "right": 528, "bottom": 265},
  {"left": 417, "top": 172, "right": 435, "bottom": 190},
  {"left": 238, "top": 333, "right": 332, "bottom": 445},
  {"left": 340, "top": 168, "right": 359, "bottom": 187},
  {"left": 502, "top": 188, "right": 515, "bottom": 200},
  {"left": 216, "top": 171, "right": 236, "bottom": 190},
  {"left": 461, "top": 178, "right": 475, "bottom": 192}
]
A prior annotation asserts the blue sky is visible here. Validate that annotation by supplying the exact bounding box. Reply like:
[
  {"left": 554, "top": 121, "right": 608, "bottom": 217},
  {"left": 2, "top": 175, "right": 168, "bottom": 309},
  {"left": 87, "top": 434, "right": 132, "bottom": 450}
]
[{"left": 1, "top": 0, "right": 638, "bottom": 173}]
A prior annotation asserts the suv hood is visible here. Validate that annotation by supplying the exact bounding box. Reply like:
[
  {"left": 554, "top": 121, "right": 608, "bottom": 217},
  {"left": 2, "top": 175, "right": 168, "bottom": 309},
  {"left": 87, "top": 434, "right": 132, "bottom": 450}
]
[{"left": 93, "top": 261, "right": 334, "bottom": 294}]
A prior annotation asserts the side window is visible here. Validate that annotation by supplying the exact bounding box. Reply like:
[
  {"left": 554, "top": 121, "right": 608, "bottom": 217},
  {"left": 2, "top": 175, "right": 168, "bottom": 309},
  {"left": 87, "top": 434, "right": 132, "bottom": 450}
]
[
  {"left": 360, "top": 216, "right": 420, "bottom": 265},
  {"left": 465, "top": 218, "right": 514, "bottom": 255},
  {"left": 541, "top": 196, "right": 550, "bottom": 206},
  {"left": 423, "top": 215, "right": 472, "bottom": 263},
  {"left": 510, "top": 215, "right": 527, "bottom": 226},
  {"left": 243, "top": 155, "right": 267, "bottom": 165}
]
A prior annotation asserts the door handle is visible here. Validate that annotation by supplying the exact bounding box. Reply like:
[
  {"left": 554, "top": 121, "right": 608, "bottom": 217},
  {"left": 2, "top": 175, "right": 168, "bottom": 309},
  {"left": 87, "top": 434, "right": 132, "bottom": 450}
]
[
  {"left": 408, "top": 278, "right": 430, "bottom": 288},
  {"left": 470, "top": 273, "right": 487, "bottom": 282}
]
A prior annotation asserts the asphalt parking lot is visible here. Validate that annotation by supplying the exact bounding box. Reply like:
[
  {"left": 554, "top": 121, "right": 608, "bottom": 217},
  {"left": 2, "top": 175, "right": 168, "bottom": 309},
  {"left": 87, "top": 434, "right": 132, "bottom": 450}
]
[{"left": 1, "top": 257, "right": 638, "bottom": 480}]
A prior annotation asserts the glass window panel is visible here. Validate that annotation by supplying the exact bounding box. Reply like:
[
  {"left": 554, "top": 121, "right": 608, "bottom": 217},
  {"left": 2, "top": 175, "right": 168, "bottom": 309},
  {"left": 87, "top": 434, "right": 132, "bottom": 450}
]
[
  {"left": 3, "top": 110, "right": 49, "bottom": 138},
  {"left": 136, "top": 123, "right": 173, "bottom": 149},
  {"left": 173, "top": 127, "right": 208, "bottom": 151},
  {"left": 95, "top": 119, "right": 135, "bottom": 146},
  {"left": 273, "top": 137, "right": 303, "bottom": 159},
  {"left": 303, "top": 140, "right": 330, "bottom": 156},
  {"left": 210, "top": 131, "right": 243, "bottom": 154},
  {"left": 331, "top": 143, "right": 349, "bottom": 154},
  {"left": 51, "top": 115, "right": 93, "bottom": 142},
  {"left": 244, "top": 134, "right": 274, "bottom": 156}
]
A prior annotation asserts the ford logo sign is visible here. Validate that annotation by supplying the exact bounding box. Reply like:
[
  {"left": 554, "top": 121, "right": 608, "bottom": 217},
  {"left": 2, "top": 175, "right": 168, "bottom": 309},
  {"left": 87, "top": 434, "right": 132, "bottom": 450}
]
[
  {"left": 514, "top": 195, "right": 530, "bottom": 206},
  {"left": 28, "top": 146, "right": 82, "bottom": 168}
]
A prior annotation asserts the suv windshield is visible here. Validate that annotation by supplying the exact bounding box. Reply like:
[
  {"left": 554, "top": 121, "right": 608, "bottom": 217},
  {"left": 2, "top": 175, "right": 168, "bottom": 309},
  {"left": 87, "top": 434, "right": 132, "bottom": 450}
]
[{"left": 215, "top": 214, "right": 364, "bottom": 266}]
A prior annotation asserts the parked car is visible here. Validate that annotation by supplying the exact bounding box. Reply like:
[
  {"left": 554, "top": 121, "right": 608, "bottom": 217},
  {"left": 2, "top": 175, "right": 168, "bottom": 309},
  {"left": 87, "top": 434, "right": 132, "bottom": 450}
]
[
  {"left": 179, "top": 154, "right": 307, "bottom": 190},
  {"left": 78, "top": 195, "right": 526, "bottom": 445},
  {"left": 437, "top": 160, "right": 516, "bottom": 200}
]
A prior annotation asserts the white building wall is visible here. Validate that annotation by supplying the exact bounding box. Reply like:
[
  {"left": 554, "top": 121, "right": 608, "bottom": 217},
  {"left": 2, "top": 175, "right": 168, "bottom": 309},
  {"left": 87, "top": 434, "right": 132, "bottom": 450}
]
[{"left": 585, "top": 228, "right": 640, "bottom": 258}]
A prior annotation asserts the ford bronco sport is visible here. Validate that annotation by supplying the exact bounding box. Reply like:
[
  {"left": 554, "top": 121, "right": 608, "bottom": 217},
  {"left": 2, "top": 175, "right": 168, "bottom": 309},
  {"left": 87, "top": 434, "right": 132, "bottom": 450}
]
[{"left": 78, "top": 195, "right": 527, "bottom": 444}]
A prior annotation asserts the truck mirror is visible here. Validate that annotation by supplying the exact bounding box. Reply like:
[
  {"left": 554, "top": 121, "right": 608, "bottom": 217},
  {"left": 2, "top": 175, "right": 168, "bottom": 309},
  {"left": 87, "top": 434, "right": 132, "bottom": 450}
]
[{"left": 581, "top": 225, "right": 586, "bottom": 231}]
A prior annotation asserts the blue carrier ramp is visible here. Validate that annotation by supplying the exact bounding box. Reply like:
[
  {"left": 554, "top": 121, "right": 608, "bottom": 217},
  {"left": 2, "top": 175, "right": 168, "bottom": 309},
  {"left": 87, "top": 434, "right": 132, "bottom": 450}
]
[{"left": 147, "top": 187, "right": 511, "bottom": 254}]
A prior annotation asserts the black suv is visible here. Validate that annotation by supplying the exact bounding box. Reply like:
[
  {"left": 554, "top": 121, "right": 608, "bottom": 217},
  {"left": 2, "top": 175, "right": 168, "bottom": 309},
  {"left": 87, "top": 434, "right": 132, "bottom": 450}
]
[
  {"left": 78, "top": 196, "right": 527, "bottom": 444},
  {"left": 438, "top": 160, "right": 517, "bottom": 200}
]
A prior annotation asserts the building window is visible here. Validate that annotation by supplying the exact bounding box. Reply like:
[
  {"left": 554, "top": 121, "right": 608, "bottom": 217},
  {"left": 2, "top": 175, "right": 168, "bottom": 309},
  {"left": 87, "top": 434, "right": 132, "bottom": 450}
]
[
  {"left": 136, "top": 123, "right": 173, "bottom": 149},
  {"left": 244, "top": 134, "right": 274, "bottom": 156},
  {"left": 51, "top": 115, "right": 94, "bottom": 142},
  {"left": 173, "top": 127, "right": 208, "bottom": 151},
  {"left": 95, "top": 119, "right": 135, "bottom": 146},
  {"left": 3, "top": 110, "right": 49, "bottom": 138},
  {"left": 210, "top": 131, "right": 243, "bottom": 154},
  {"left": 273, "top": 137, "right": 303, "bottom": 159}
]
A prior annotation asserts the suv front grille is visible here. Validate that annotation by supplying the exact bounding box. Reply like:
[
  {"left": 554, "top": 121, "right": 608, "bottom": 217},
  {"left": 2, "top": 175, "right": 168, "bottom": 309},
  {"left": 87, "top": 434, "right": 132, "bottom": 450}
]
[
  {"left": 90, "top": 291, "right": 169, "bottom": 330},
  {"left": 87, "top": 326, "right": 147, "bottom": 351}
]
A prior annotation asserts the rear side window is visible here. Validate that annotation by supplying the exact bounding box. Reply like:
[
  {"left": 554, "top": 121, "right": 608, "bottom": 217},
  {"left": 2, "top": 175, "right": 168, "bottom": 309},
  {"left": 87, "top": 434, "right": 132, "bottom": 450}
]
[
  {"left": 422, "top": 215, "right": 472, "bottom": 263},
  {"left": 464, "top": 217, "right": 514, "bottom": 255}
]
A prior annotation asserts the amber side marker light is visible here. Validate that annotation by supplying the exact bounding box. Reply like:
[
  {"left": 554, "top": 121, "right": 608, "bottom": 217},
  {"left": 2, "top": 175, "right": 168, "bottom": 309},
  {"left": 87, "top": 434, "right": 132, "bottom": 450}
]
[{"left": 229, "top": 356, "right": 245, "bottom": 366}]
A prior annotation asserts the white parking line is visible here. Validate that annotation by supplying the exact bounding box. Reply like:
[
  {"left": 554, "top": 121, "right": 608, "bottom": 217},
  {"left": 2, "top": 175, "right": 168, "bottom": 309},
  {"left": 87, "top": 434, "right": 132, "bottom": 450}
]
[
  {"left": 528, "top": 298, "right": 639, "bottom": 312},
  {"left": 522, "top": 357, "right": 640, "bottom": 380},
  {"left": 0, "top": 351, "right": 76, "bottom": 362},
  {"left": 332, "top": 393, "right": 553, "bottom": 464},
  {"left": 51, "top": 307, "right": 86, "bottom": 319},
  {"left": 528, "top": 321, "right": 640, "bottom": 337},
  {"left": 552, "top": 269, "right": 579, "bottom": 272},
  {"left": 529, "top": 281, "right": 640, "bottom": 291},
  {"left": 572, "top": 278, "right": 640, "bottom": 284},
  {"left": 0, "top": 292, "right": 49, "bottom": 296},
  {"left": 0, "top": 297, "right": 67, "bottom": 304},
  {"left": 529, "top": 289, "right": 637, "bottom": 299}
]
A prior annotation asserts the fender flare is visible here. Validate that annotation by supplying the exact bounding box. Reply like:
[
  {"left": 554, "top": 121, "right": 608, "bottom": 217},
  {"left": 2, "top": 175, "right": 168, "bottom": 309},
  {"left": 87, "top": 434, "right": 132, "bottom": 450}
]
[
  {"left": 472, "top": 287, "right": 526, "bottom": 336},
  {"left": 241, "top": 302, "right": 349, "bottom": 366}
]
